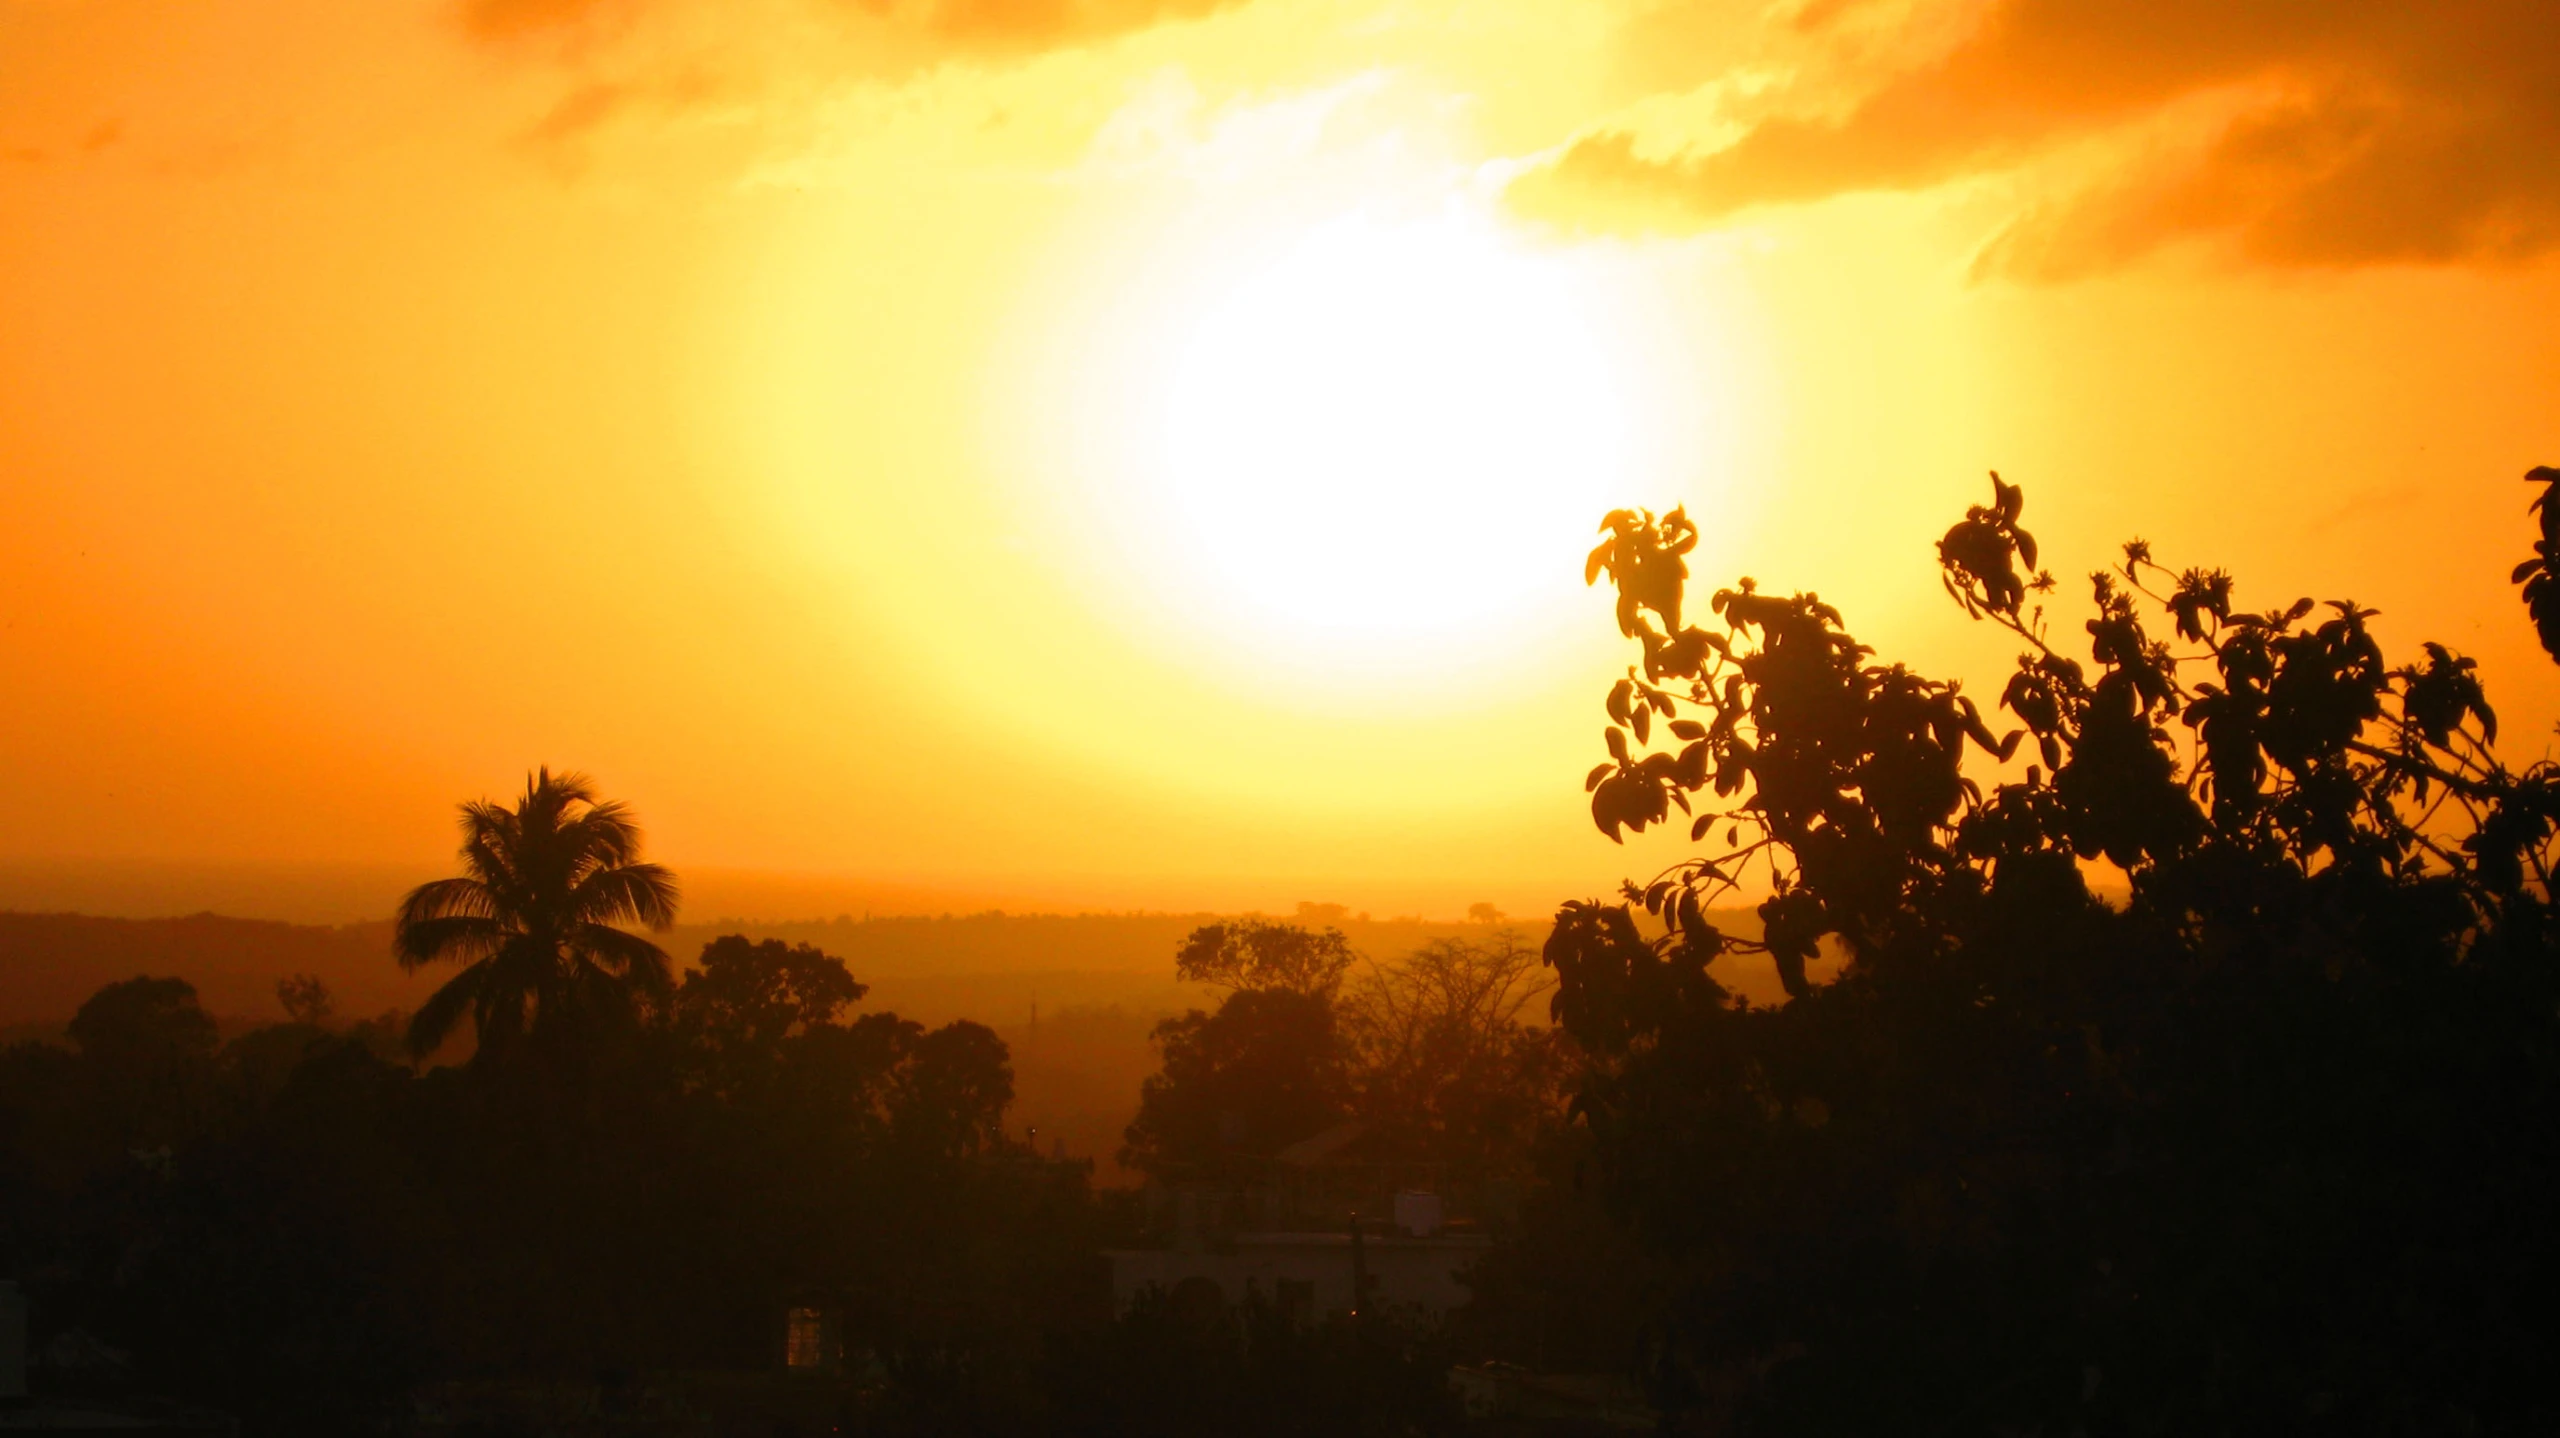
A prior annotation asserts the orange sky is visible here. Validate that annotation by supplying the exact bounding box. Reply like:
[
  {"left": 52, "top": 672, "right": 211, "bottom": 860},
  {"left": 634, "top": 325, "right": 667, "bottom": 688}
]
[{"left": 3, "top": 0, "right": 2557, "bottom": 922}]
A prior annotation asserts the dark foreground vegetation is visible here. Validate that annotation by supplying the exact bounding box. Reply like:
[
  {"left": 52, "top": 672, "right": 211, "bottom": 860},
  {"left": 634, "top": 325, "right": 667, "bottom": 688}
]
[
  {"left": 5, "top": 469, "right": 2559, "bottom": 1434},
  {"left": 1547, "top": 468, "right": 2560, "bottom": 1431},
  {"left": 0, "top": 779, "right": 1552, "bottom": 1435}
]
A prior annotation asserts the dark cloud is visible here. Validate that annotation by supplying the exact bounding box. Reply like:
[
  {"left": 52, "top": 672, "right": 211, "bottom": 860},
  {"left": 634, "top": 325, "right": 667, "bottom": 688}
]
[{"left": 1529, "top": 0, "right": 2560, "bottom": 274}]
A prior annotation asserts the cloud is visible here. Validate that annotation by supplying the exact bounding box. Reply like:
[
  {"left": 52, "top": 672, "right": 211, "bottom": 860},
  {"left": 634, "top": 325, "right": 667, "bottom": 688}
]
[
  {"left": 913, "top": 0, "right": 1243, "bottom": 55},
  {"left": 1518, "top": 0, "right": 2560, "bottom": 274},
  {"left": 461, "top": 0, "right": 1245, "bottom": 58},
  {"left": 520, "top": 81, "right": 631, "bottom": 150},
  {"left": 453, "top": 0, "right": 1259, "bottom": 164}
]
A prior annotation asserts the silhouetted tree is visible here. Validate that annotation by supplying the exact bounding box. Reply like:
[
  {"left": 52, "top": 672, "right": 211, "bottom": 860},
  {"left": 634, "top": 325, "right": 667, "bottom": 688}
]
[
  {"left": 1339, "top": 931, "right": 1567, "bottom": 1183},
  {"left": 1128, "top": 922, "right": 1570, "bottom": 1185},
  {"left": 670, "top": 934, "right": 869, "bottom": 1101},
  {"left": 1176, "top": 919, "right": 1358, "bottom": 996},
  {"left": 274, "top": 973, "right": 333, "bottom": 1027},
  {"left": 67, "top": 975, "right": 219, "bottom": 1147},
  {"left": 2509, "top": 463, "right": 2560, "bottom": 659},
  {"left": 392, "top": 767, "right": 679, "bottom": 1060},
  {"left": 69, "top": 975, "right": 218, "bottom": 1071},
  {"left": 1123, "top": 986, "right": 1351, "bottom": 1176},
  {"left": 1544, "top": 469, "right": 2560, "bottom": 1430},
  {"left": 887, "top": 1018, "right": 1014, "bottom": 1158},
  {"left": 678, "top": 935, "right": 868, "bottom": 1041}
]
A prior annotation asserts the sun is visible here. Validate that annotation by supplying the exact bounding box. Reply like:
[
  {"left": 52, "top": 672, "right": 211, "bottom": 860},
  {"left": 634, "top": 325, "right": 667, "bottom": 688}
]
[
  {"left": 980, "top": 178, "right": 1718, "bottom": 698},
  {"left": 1139, "top": 205, "right": 1644, "bottom": 660}
]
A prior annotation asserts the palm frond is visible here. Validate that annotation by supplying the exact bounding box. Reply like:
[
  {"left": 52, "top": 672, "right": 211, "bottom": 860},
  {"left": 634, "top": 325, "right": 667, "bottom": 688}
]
[
  {"left": 564, "top": 962, "right": 651, "bottom": 1030},
  {"left": 575, "top": 924, "right": 675, "bottom": 999},
  {"left": 522, "top": 769, "right": 596, "bottom": 837},
  {"left": 396, "top": 875, "right": 494, "bottom": 921},
  {"left": 519, "top": 769, "right": 600, "bottom": 900},
  {"left": 457, "top": 800, "right": 523, "bottom": 892},
  {"left": 394, "top": 879, "right": 498, "bottom": 963},
  {"left": 531, "top": 766, "right": 597, "bottom": 802},
  {"left": 475, "top": 974, "right": 528, "bottom": 1058},
  {"left": 559, "top": 798, "right": 645, "bottom": 871},
  {"left": 393, "top": 914, "right": 507, "bottom": 971},
  {"left": 407, "top": 958, "right": 490, "bottom": 1058},
  {"left": 569, "top": 862, "right": 679, "bottom": 930}
]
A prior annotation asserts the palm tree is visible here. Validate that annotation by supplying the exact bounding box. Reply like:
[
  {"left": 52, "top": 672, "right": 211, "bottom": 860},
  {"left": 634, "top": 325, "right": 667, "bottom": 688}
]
[{"left": 394, "top": 768, "right": 680, "bottom": 1061}]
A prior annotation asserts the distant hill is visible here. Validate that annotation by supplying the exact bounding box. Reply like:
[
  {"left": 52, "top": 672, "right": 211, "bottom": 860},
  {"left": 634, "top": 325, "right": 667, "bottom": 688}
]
[
  {"left": 0, "top": 911, "right": 422, "bottom": 1027},
  {"left": 0, "top": 907, "right": 1606, "bottom": 1026},
  {"left": 0, "top": 903, "right": 1808, "bottom": 1032}
]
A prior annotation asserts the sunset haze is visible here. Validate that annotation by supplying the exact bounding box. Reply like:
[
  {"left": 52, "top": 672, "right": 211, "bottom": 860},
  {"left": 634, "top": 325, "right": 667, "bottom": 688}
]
[{"left": 5, "top": 0, "right": 2556, "bottom": 919}]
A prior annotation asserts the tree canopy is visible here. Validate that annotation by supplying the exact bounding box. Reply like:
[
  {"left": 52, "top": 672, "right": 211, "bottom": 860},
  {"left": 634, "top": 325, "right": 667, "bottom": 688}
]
[
  {"left": 1123, "top": 986, "right": 1351, "bottom": 1176},
  {"left": 1174, "top": 920, "right": 1359, "bottom": 996},
  {"left": 1545, "top": 469, "right": 2560, "bottom": 1431},
  {"left": 1125, "top": 921, "right": 1565, "bottom": 1185},
  {"left": 68, "top": 975, "right": 219, "bottom": 1071}
]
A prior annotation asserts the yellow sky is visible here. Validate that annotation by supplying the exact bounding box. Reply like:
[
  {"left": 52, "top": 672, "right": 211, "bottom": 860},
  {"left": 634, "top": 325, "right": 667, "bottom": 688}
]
[{"left": 3, "top": 0, "right": 2556, "bottom": 919}]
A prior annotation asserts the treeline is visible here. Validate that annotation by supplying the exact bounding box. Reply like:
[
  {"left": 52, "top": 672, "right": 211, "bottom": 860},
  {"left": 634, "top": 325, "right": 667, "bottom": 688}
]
[
  {"left": 0, "top": 946, "right": 1627, "bottom": 1436},
  {"left": 0, "top": 907, "right": 1636, "bottom": 1031},
  {"left": 0, "top": 779, "right": 1570, "bottom": 1434},
  {"left": 676, "top": 908, "right": 1512, "bottom": 980},
  {"left": 0, "top": 951, "right": 1109, "bottom": 1433},
  {"left": 0, "top": 940, "right": 1600, "bottom": 1435}
]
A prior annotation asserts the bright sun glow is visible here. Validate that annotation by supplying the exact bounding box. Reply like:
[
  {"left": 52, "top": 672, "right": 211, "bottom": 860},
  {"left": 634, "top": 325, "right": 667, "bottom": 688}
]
[
  {"left": 1143, "top": 207, "right": 1639, "bottom": 651},
  {"left": 978, "top": 142, "right": 1728, "bottom": 708}
]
